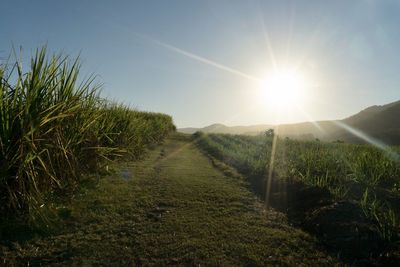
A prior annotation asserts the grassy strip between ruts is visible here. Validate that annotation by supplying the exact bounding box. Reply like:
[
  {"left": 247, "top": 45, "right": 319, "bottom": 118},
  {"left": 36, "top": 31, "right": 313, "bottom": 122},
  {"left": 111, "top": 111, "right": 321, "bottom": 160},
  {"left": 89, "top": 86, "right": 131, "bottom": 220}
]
[{"left": 1, "top": 134, "right": 341, "bottom": 266}]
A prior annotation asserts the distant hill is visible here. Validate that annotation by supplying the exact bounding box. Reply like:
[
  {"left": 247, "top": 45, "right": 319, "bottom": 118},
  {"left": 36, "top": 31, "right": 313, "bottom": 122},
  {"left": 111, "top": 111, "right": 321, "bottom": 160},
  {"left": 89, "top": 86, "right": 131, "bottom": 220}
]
[
  {"left": 179, "top": 123, "right": 273, "bottom": 135},
  {"left": 178, "top": 100, "right": 400, "bottom": 145},
  {"left": 334, "top": 100, "right": 400, "bottom": 144}
]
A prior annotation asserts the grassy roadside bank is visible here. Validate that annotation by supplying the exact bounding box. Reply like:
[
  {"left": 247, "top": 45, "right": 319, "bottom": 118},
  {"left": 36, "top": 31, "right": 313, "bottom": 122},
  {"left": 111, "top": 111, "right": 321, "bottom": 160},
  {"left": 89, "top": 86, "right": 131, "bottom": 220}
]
[
  {"left": 0, "top": 47, "right": 175, "bottom": 227},
  {"left": 195, "top": 132, "right": 400, "bottom": 265},
  {"left": 1, "top": 134, "right": 341, "bottom": 266}
]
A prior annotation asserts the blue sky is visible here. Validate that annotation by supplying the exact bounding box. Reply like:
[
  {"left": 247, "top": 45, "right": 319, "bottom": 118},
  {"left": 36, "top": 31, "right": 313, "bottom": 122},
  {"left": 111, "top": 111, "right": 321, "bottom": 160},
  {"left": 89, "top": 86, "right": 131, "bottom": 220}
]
[{"left": 1, "top": 0, "right": 400, "bottom": 127}]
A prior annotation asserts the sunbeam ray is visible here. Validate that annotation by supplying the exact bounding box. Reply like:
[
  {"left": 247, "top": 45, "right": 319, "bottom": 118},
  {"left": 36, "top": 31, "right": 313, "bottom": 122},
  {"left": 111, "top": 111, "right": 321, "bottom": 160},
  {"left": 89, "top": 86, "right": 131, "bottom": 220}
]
[
  {"left": 135, "top": 33, "right": 261, "bottom": 82},
  {"left": 293, "top": 103, "right": 324, "bottom": 133},
  {"left": 257, "top": 10, "right": 278, "bottom": 70},
  {"left": 265, "top": 126, "right": 278, "bottom": 210},
  {"left": 333, "top": 121, "right": 399, "bottom": 160}
]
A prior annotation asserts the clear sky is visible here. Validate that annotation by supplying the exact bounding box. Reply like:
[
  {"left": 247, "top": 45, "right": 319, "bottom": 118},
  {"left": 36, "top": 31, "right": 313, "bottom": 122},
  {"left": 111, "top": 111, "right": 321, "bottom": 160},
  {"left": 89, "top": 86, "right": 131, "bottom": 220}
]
[{"left": 1, "top": 0, "right": 400, "bottom": 127}]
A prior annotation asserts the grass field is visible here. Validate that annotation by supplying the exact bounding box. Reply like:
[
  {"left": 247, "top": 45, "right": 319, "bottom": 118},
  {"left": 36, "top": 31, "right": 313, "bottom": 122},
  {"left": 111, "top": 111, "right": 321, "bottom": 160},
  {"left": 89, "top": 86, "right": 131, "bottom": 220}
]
[
  {"left": 0, "top": 134, "right": 341, "bottom": 266},
  {"left": 196, "top": 132, "right": 400, "bottom": 263}
]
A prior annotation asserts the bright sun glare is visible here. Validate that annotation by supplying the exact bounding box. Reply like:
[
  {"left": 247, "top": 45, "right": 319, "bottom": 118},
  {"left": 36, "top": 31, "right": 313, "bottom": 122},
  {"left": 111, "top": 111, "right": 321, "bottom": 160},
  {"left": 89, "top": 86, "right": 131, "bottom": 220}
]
[{"left": 258, "top": 69, "right": 307, "bottom": 110}]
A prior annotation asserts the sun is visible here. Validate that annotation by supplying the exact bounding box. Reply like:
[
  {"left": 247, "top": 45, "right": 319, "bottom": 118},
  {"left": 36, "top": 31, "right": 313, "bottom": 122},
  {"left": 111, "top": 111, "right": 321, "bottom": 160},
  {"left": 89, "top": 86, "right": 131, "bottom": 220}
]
[{"left": 258, "top": 69, "right": 307, "bottom": 110}]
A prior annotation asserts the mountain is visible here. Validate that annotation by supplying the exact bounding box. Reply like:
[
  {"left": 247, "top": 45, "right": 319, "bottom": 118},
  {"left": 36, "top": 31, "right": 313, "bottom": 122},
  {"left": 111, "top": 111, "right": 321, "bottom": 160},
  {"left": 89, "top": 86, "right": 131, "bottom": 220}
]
[
  {"left": 333, "top": 100, "right": 400, "bottom": 144},
  {"left": 178, "top": 100, "right": 400, "bottom": 145}
]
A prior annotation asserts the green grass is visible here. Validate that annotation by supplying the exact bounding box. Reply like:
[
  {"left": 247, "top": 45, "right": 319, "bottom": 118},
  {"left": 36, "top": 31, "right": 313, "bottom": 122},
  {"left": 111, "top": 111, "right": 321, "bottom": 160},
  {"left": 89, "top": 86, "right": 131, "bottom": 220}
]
[
  {"left": 0, "top": 47, "right": 175, "bottom": 225},
  {"left": 195, "top": 132, "right": 400, "bottom": 244},
  {"left": 0, "top": 134, "right": 341, "bottom": 266}
]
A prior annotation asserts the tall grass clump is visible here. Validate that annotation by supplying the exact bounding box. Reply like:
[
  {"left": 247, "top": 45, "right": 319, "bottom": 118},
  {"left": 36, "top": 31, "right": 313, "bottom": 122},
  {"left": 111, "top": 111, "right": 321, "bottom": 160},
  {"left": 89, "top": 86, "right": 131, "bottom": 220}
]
[{"left": 0, "top": 47, "right": 174, "bottom": 224}]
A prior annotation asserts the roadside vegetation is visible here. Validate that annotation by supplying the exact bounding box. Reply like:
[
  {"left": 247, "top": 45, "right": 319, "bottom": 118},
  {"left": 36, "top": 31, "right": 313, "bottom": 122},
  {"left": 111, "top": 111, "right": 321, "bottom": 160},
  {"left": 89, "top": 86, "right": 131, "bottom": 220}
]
[
  {"left": 196, "top": 132, "right": 400, "bottom": 263},
  {"left": 0, "top": 47, "right": 175, "bottom": 229}
]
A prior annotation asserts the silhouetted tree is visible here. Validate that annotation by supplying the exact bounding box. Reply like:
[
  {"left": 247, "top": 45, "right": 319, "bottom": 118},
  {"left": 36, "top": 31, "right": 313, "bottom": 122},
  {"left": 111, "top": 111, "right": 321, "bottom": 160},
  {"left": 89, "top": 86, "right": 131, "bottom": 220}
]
[{"left": 264, "top": 128, "right": 274, "bottom": 137}]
